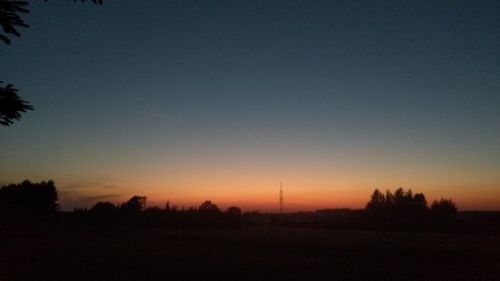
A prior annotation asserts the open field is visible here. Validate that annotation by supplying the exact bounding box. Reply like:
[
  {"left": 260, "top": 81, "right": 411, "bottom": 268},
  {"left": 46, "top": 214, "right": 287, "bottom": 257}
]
[{"left": 1, "top": 226, "right": 499, "bottom": 281}]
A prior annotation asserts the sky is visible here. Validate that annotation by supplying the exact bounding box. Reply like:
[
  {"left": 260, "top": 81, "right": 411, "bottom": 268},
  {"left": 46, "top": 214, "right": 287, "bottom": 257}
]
[{"left": 1, "top": 0, "right": 499, "bottom": 211}]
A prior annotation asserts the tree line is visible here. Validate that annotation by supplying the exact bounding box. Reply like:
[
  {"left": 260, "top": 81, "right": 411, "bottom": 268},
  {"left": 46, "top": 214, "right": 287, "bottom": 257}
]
[
  {"left": 365, "top": 188, "right": 457, "bottom": 232},
  {"left": 74, "top": 197, "right": 243, "bottom": 229},
  {"left": 2, "top": 180, "right": 498, "bottom": 233},
  {"left": 0, "top": 180, "right": 242, "bottom": 229}
]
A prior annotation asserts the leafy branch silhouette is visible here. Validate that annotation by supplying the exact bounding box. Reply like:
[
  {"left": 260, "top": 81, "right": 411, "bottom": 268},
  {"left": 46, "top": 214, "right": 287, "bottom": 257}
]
[
  {"left": 0, "top": 82, "right": 33, "bottom": 126},
  {"left": 0, "top": 0, "right": 102, "bottom": 126}
]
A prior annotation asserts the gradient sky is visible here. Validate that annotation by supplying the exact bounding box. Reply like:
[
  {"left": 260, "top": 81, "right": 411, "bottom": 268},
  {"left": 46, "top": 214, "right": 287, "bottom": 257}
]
[{"left": 1, "top": 0, "right": 499, "bottom": 211}]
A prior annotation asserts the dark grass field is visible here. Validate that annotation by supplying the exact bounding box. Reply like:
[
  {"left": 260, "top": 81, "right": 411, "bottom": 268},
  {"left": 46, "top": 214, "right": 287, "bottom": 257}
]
[{"left": 1, "top": 226, "right": 499, "bottom": 281}]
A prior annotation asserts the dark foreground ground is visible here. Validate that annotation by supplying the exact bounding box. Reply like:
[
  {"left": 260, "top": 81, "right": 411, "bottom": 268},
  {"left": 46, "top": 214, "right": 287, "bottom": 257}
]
[{"left": 1, "top": 226, "right": 499, "bottom": 281}]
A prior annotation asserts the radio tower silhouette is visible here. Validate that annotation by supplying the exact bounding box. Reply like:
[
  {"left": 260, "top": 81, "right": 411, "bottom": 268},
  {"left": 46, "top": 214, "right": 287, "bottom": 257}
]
[{"left": 279, "top": 182, "right": 284, "bottom": 214}]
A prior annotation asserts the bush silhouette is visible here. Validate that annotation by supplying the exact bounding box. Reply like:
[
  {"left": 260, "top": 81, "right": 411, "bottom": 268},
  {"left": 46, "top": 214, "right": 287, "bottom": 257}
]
[
  {"left": 430, "top": 198, "right": 457, "bottom": 231},
  {"left": 90, "top": 201, "right": 118, "bottom": 214},
  {"left": 224, "top": 206, "right": 242, "bottom": 229}
]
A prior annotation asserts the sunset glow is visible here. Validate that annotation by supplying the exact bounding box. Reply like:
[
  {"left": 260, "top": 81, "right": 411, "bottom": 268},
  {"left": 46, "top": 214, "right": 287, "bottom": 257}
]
[{"left": 1, "top": 0, "right": 499, "bottom": 212}]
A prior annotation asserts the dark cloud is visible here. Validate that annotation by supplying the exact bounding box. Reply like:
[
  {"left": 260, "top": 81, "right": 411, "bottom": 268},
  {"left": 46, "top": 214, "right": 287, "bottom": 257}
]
[
  {"left": 64, "top": 182, "right": 97, "bottom": 190},
  {"left": 59, "top": 179, "right": 126, "bottom": 210},
  {"left": 59, "top": 192, "right": 126, "bottom": 210},
  {"left": 62, "top": 175, "right": 120, "bottom": 190},
  {"left": 64, "top": 182, "right": 118, "bottom": 190},
  {"left": 78, "top": 193, "right": 124, "bottom": 202}
]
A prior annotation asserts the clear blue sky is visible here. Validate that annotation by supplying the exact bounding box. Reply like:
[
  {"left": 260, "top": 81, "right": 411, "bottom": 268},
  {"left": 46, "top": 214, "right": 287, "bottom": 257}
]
[{"left": 1, "top": 0, "right": 499, "bottom": 211}]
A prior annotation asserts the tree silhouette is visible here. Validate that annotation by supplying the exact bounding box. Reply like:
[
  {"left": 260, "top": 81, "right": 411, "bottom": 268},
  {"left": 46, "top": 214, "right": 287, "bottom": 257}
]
[
  {"left": 365, "top": 187, "right": 430, "bottom": 231},
  {"left": 0, "top": 0, "right": 102, "bottom": 126},
  {"left": 365, "top": 189, "right": 385, "bottom": 212},
  {"left": 0, "top": 0, "right": 102, "bottom": 45},
  {"left": 197, "top": 200, "right": 222, "bottom": 227},
  {"left": 198, "top": 200, "right": 221, "bottom": 214},
  {"left": 0, "top": 179, "right": 58, "bottom": 221},
  {"left": 121, "top": 196, "right": 147, "bottom": 212},
  {"left": 0, "top": 82, "right": 33, "bottom": 125},
  {"left": 0, "top": 0, "right": 29, "bottom": 45}
]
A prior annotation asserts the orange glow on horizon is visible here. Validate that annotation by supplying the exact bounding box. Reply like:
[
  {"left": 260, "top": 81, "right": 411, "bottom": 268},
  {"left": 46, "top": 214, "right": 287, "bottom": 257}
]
[
  {"left": 5, "top": 149, "right": 500, "bottom": 212},
  {"left": 57, "top": 178, "right": 500, "bottom": 212}
]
